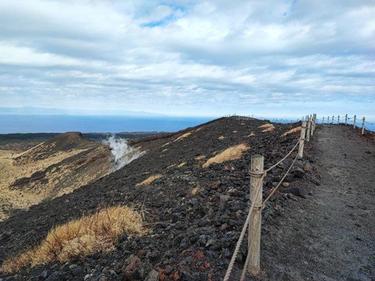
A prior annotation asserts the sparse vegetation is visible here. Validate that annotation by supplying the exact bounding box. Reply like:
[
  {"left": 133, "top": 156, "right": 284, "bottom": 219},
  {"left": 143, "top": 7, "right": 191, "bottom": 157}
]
[
  {"left": 177, "top": 162, "right": 186, "bottom": 168},
  {"left": 194, "top": 155, "right": 205, "bottom": 161},
  {"left": 203, "top": 143, "right": 249, "bottom": 168},
  {"left": 282, "top": 126, "right": 301, "bottom": 137},
  {"left": 174, "top": 131, "right": 192, "bottom": 142},
  {"left": 1, "top": 206, "right": 145, "bottom": 273},
  {"left": 0, "top": 134, "right": 112, "bottom": 221},
  {"left": 247, "top": 132, "right": 255, "bottom": 137},
  {"left": 136, "top": 174, "right": 162, "bottom": 186},
  {"left": 259, "top": 123, "right": 275, "bottom": 132}
]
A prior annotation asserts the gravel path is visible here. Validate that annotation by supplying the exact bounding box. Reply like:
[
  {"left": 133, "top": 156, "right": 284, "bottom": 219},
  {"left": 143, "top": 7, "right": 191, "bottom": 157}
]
[{"left": 259, "top": 125, "right": 375, "bottom": 281}]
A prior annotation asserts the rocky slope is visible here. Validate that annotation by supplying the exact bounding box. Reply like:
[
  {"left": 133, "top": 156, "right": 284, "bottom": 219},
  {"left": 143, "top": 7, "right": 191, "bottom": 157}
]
[
  {"left": 0, "top": 132, "right": 112, "bottom": 221},
  {"left": 0, "top": 117, "right": 319, "bottom": 281}
]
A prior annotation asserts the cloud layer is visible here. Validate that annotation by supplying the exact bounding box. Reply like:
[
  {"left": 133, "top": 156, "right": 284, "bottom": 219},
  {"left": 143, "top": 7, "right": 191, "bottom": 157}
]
[{"left": 0, "top": 0, "right": 374, "bottom": 118}]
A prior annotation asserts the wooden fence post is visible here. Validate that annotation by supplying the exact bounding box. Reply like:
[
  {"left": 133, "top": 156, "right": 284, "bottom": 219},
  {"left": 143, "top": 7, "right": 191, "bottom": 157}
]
[
  {"left": 353, "top": 115, "right": 356, "bottom": 128},
  {"left": 248, "top": 155, "right": 264, "bottom": 276},
  {"left": 298, "top": 121, "right": 306, "bottom": 158},
  {"left": 312, "top": 113, "right": 317, "bottom": 135},
  {"left": 332, "top": 115, "right": 334, "bottom": 124},
  {"left": 306, "top": 116, "right": 311, "bottom": 142},
  {"left": 322, "top": 116, "right": 325, "bottom": 123},
  {"left": 362, "top": 117, "right": 365, "bottom": 135},
  {"left": 327, "top": 116, "right": 330, "bottom": 123},
  {"left": 345, "top": 114, "right": 348, "bottom": 125},
  {"left": 338, "top": 115, "right": 340, "bottom": 124}
]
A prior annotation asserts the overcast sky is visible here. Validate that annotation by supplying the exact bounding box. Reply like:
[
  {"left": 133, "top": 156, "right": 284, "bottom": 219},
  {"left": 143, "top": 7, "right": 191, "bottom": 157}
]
[{"left": 0, "top": 0, "right": 374, "bottom": 119}]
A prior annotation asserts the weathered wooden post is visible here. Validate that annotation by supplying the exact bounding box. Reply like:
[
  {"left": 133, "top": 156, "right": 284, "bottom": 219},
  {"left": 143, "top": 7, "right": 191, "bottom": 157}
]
[
  {"left": 248, "top": 155, "right": 264, "bottom": 276},
  {"left": 298, "top": 121, "right": 306, "bottom": 158},
  {"left": 353, "top": 115, "right": 357, "bottom": 128},
  {"left": 328, "top": 116, "right": 330, "bottom": 123},
  {"left": 362, "top": 117, "right": 365, "bottom": 135},
  {"left": 332, "top": 115, "right": 334, "bottom": 124},
  {"left": 338, "top": 115, "right": 340, "bottom": 124},
  {"left": 306, "top": 116, "right": 311, "bottom": 142},
  {"left": 312, "top": 113, "right": 317, "bottom": 135},
  {"left": 345, "top": 114, "right": 348, "bottom": 125}
]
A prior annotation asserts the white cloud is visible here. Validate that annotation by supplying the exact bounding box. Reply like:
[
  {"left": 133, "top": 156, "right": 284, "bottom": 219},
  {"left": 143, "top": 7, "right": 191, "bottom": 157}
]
[
  {"left": 0, "top": 43, "right": 82, "bottom": 66},
  {"left": 0, "top": 0, "right": 374, "bottom": 117}
]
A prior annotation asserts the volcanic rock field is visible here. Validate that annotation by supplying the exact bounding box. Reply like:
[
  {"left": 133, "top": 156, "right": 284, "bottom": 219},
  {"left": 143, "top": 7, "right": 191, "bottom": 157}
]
[{"left": 0, "top": 117, "right": 320, "bottom": 281}]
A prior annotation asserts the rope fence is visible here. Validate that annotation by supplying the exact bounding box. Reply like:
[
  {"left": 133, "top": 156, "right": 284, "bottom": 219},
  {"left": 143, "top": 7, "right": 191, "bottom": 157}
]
[
  {"left": 318, "top": 114, "right": 375, "bottom": 134},
  {"left": 223, "top": 114, "right": 315, "bottom": 280}
]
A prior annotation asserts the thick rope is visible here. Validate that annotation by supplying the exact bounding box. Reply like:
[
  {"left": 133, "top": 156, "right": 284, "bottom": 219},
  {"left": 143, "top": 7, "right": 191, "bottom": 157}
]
[
  {"left": 262, "top": 152, "right": 299, "bottom": 209},
  {"left": 223, "top": 135, "right": 303, "bottom": 281},
  {"left": 239, "top": 250, "right": 251, "bottom": 281},
  {"left": 223, "top": 175, "right": 264, "bottom": 281},
  {"left": 265, "top": 140, "right": 299, "bottom": 173}
]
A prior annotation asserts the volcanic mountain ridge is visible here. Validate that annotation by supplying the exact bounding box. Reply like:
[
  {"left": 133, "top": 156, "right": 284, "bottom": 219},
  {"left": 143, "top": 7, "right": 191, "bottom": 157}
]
[{"left": 0, "top": 117, "right": 319, "bottom": 281}]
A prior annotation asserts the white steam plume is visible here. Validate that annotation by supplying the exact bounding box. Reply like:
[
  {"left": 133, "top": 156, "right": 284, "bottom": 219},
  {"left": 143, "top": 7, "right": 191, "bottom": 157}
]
[{"left": 102, "top": 135, "right": 145, "bottom": 170}]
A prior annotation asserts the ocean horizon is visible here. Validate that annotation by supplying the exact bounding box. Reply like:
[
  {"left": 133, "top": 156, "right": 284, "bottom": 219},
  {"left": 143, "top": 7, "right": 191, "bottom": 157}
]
[
  {"left": 0, "top": 114, "right": 374, "bottom": 134},
  {"left": 0, "top": 115, "right": 214, "bottom": 134}
]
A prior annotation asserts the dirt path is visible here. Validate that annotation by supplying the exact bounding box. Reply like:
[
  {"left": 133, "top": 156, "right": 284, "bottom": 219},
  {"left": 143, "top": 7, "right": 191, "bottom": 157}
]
[{"left": 260, "top": 125, "right": 375, "bottom": 281}]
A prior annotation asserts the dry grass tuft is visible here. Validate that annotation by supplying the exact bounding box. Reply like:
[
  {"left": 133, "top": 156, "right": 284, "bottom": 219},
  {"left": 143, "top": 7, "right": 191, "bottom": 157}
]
[
  {"left": 177, "top": 162, "right": 186, "bottom": 168},
  {"left": 161, "top": 142, "right": 170, "bottom": 147},
  {"left": 166, "top": 164, "right": 176, "bottom": 169},
  {"left": 174, "top": 132, "right": 192, "bottom": 142},
  {"left": 259, "top": 123, "right": 275, "bottom": 132},
  {"left": 1, "top": 206, "right": 145, "bottom": 273},
  {"left": 194, "top": 155, "right": 205, "bottom": 161},
  {"left": 203, "top": 144, "right": 249, "bottom": 168},
  {"left": 191, "top": 187, "right": 200, "bottom": 196},
  {"left": 247, "top": 132, "right": 255, "bottom": 137},
  {"left": 281, "top": 126, "right": 301, "bottom": 137},
  {"left": 136, "top": 174, "right": 162, "bottom": 186}
]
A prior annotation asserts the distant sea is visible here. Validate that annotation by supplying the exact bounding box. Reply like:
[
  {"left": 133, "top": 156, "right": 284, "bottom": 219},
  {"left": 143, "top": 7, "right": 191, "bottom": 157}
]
[
  {"left": 0, "top": 115, "right": 214, "bottom": 134},
  {"left": 0, "top": 115, "right": 373, "bottom": 134}
]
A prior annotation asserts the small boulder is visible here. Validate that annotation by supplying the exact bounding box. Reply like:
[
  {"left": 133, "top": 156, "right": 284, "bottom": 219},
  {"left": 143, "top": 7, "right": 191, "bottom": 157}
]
[
  {"left": 292, "top": 168, "right": 305, "bottom": 179},
  {"left": 45, "top": 271, "right": 63, "bottom": 281},
  {"left": 122, "top": 255, "right": 142, "bottom": 280},
  {"left": 303, "top": 162, "right": 313, "bottom": 172},
  {"left": 282, "top": 182, "right": 290, "bottom": 187},
  {"left": 282, "top": 187, "right": 306, "bottom": 198},
  {"left": 145, "top": 269, "right": 159, "bottom": 281},
  {"left": 39, "top": 270, "right": 49, "bottom": 280}
]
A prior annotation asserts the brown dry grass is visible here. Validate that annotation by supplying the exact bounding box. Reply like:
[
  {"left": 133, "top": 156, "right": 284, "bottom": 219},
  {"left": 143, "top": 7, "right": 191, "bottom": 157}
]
[
  {"left": 136, "top": 174, "right": 162, "bottom": 186},
  {"left": 161, "top": 142, "right": 170, "bottom": 147},
  {"left": 194, "top": 155, "right": 205, "bottom": 161},
  {"left": 174, "top": 131, "right": 192, "bottom": 142},
  {"left": 259, "top": 123, "right": 275, "bottom": 132},
  {"left": 177, "top": 162, "right": 186, "bottom": 168},
  {"left": 281, "top": 126, "right": 301, "bottom": 137},
  {"left": 1, "top": 206, "right": 145, "bottom": 273},
  {"left": 203, "top": 144, "right": 250, "bottom": 168},
  {"left": 247, "top": 132, "right": 255, "bottom": 137}
]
